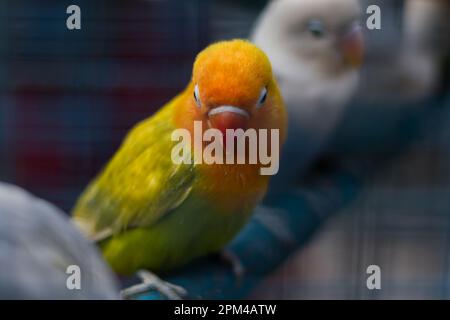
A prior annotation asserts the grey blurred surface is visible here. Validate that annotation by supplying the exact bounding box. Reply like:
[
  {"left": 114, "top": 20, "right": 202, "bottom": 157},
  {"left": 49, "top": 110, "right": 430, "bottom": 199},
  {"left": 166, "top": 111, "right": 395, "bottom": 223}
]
[{"left": 0, "top": 182, "right": 119, "bottom": 299}]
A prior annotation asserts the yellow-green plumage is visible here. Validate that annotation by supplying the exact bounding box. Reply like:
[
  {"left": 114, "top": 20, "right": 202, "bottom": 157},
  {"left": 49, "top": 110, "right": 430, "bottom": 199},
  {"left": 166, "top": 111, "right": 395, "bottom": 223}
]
[
  {"left": 72, "top": 40, "right": 286, "bottom": 276},
  {"left": 72, "top": 96, "right": 261, "bottom": 275}
]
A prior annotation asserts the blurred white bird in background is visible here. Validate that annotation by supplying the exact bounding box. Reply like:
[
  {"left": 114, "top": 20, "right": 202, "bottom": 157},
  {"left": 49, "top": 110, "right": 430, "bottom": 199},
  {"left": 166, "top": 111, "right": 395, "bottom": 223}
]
[
  {"left": 251, "top": 0, "right": 364, "bottom": 193},
  {"left": 0, "top": 183, "right": 119, "bottom": 299}
]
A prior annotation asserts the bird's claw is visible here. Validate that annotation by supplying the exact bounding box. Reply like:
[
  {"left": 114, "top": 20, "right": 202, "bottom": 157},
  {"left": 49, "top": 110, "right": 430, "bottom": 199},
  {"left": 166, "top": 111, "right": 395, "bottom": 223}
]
[
  {"left": 220, "top": 249, "right": 245, "bottom": 281},
  {"left": 121, "top": 270, "right": 187, "bottom": 300}
]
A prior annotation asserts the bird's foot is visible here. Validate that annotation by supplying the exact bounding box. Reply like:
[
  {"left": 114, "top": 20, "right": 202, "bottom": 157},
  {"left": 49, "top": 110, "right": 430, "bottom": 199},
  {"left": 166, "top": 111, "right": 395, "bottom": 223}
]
[
  {"left": 120, "top": 270, "right": 187, "bottom": 300},
  {"left": 219, "top": 249, "right": 245, "bottom": 281}
]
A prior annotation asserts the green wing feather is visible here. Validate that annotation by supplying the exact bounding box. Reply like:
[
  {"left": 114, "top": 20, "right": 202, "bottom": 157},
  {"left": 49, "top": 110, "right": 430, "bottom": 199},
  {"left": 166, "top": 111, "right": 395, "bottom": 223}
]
[{"left": 72, "top": 97, "right": 196, "bottom": 241}]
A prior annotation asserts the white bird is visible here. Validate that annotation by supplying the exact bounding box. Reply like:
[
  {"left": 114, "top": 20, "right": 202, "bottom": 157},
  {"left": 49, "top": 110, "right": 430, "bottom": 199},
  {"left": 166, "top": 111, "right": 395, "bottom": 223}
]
[
  {"left": 0, "top": 182, "right": 119, "bottom": 299},
  {"left": 251, "top": 0, "right": 364, "bottom": 192}
]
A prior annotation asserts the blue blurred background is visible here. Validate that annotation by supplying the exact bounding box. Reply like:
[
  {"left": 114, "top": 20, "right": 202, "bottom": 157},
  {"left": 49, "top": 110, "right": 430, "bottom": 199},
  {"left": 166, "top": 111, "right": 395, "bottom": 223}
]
[{"left": 0, "top": 0, "right": 212, "bottom": 211}]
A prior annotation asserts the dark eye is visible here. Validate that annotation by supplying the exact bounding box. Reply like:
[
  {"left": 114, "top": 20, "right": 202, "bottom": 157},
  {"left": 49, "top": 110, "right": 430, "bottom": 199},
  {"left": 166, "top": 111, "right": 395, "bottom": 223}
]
[
  {"left": 193, "top": 84, "right": 201, "bottom": 107},
  {"left": 257, "top": 87, "right": 267, "bottom": 108},
  {"left": 307, "top": 19, "right": 326, "bottom": 38}
]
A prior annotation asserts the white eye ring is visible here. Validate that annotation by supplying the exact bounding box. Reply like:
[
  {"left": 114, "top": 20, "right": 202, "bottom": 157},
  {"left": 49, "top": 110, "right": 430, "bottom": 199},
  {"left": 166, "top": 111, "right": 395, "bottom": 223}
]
[
  {"left": 257, "top": 87, "right": 268, "bottom": 108},
  {"left": 193, "top": 84, "right": 201, "bottom": 107}
]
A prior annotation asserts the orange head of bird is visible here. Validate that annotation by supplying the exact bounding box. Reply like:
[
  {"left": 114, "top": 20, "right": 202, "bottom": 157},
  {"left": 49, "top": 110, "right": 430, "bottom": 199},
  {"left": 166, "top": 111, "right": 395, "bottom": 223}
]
[{"left": 177, "top": 39, "right": 287, "bottom": 147}]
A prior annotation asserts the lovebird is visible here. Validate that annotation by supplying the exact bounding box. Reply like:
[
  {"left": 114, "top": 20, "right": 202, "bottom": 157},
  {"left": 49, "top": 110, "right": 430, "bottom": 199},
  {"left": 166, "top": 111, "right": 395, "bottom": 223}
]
[
  {"left": 72, "top": 39, "right": 287, "bottom": 298},
  {"left": 252, "top": 0, "right": 363, "bottom": 193}
]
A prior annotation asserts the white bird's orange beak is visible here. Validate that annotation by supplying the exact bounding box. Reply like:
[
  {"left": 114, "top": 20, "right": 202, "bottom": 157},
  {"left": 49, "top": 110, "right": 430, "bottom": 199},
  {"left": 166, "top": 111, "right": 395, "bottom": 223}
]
[{"left": 340, "top": 23, "right": 364, "bottom": 68}]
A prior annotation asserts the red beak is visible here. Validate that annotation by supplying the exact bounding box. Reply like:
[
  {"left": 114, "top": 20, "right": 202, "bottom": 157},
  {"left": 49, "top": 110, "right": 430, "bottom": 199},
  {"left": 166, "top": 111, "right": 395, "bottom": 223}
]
[
  {"left": 340, "top": 23, "right": 364, "bottom": 68},
  {"left": 208, "top": 106, "right": 250, "bottom": 147}
]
